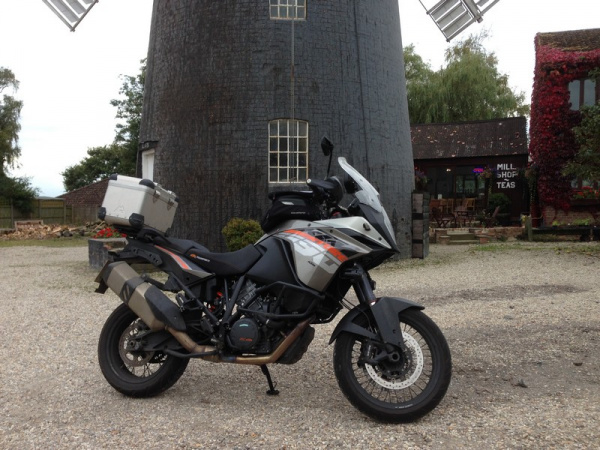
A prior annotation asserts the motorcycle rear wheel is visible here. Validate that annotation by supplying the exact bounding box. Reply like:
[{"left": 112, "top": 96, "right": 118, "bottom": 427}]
[
  {"left": 333, "top": 308, "right": 451, "bottom": 423},
  {"left": 98, "top": 303, "right": 189, "bottom": 397}
]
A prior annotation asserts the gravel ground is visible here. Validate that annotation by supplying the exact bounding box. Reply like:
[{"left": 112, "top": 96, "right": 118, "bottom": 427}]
[{"left": 0, "top": 241, "right": 599, "bottom": 449}]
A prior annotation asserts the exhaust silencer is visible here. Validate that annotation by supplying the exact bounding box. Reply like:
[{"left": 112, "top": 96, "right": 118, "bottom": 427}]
[{"left": 102, "top": 261, "right": 186, "bottom": 332}]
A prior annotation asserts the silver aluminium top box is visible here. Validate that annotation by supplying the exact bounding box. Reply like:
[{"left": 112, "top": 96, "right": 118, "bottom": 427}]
[{"left": 99, "top": 175, "right": 179, "bottom": 234}]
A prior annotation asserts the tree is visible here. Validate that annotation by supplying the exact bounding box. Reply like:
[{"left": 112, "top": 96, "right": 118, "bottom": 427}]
[
  {"left": 62, "top": 144, "right": 128, "bottom": 191},
  {"left": 62, "top": 60, "right": 146, "bottom": 191},
  {"left": 563, "top": 102, "right": 600, "bottom": 181},
  {"left": 404, "top": 45, "right": 439, "bottom": 124},
  {"left": 0, "top": 67, "right": 38, "bottom": 212},
  {"left": 0, "top": 67, "right": 23, "bottom": 173},
  {"left": 0, "top": 176, "right": 39, "bottom": 214},
  {"left": 110, "top": 59, "right": 146, "bottom": 175},
  {"left": 404, "top": 33, "right": 530, "bottom": 124},
  {"left": 563, "top": 70, "right": 600, "bottom": 182}
]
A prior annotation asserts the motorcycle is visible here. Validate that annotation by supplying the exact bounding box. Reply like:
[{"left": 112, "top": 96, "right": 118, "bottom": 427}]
[{"left": 95, "top": 138, "right": 451, "bottom": 423}]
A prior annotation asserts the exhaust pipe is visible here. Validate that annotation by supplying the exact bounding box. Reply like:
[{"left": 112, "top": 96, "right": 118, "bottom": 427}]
[
  {"left": 102, "top": 262, "right": 312, "bottom": 365},
  {"left": 166, "top": 317, "right": 313, "bottom": 365}
]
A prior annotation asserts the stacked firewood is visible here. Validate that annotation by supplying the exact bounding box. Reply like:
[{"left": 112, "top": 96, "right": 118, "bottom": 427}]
[{"left": 0, "top": 221, "right": 99, "bottom": 241}]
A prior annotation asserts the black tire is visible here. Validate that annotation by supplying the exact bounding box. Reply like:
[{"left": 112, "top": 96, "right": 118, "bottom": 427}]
[
  {"left": 333, "top": 308, "right": 451, "bottom": 423},
  {"left": 98, "top": 303, "right": 189, "bottom": 397}
]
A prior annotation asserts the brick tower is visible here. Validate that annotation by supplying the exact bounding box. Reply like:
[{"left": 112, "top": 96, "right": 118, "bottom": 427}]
[{"left": 139, "top": 0, "right": 414, "bottom": 255}]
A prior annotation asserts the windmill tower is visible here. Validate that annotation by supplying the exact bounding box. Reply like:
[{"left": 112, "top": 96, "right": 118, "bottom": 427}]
[{"left": 139, "top": 0, "right": 414, "bottom": 256}]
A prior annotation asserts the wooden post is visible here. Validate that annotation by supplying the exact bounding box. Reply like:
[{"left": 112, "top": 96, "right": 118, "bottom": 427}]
[
  {"left": 412, "top": 191, "right": 430, "bottom": 259},
  {"left": 526, "top": 216, "right": 533, "bottom": 241}
]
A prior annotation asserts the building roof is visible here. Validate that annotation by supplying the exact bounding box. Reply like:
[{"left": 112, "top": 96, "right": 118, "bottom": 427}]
[
  {"left": 536, "top": 28, "right": 600, "bottom": 52},
  {"left": 58, "top": 178, "right": 109, "bottom": 207},
  {"left": 411, "top": 117, "right": 528, "bottom": 160}
]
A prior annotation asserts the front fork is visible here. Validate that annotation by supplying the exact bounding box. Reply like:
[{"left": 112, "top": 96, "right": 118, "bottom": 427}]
[{"left": 344, "top": 264, "right": 406, "bottom": 351}]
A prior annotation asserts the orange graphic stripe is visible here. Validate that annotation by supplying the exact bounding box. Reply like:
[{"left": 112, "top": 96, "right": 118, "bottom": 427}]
[
  {"left": 284, "top": 229, "right": 349, "bottom": 263},
  {"left": 155, "top": 245, "right": 192, "bottom": 270}
]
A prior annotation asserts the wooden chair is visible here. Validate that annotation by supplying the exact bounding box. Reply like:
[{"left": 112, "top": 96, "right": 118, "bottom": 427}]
[
  {"left": 465, "top": 198, "right": 476, "bottom": 213},
  {"left": 429, "top": 199, "right": 441, "bottom": 211},
  {"left": 439, "top": 199, "right": 449, "bottom": 214},
  {"left": 431, "top": 207, "right": 455, "bottom": 228}
]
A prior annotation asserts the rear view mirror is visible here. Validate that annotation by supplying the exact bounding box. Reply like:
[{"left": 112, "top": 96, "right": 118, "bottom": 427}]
[{"left": 321, "top": 137, "right": 334, "bottom": 156}]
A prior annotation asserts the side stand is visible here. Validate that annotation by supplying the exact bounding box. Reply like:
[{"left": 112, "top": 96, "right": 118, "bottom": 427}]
[{"left": 260, "top": 364, "right": 279, "bottom": 396}]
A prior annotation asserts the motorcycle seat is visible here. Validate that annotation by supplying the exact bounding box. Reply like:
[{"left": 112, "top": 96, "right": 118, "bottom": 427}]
[
  {"left": 159, "top": 237, "right": 209, "bottom": 255},
  {"left": 185, "top": 245, "right": 262, "bottom": 276}
]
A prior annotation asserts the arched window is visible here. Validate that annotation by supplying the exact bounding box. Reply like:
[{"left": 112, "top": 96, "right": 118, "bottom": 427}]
[
  {"left": 269, "top": 0, "right": 306, "bottom": 20},
  {"left": 268, "top": 119, "right": 308, "bottom": 183}
]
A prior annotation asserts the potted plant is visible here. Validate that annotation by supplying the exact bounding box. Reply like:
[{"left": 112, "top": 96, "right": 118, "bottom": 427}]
[
  {"left": 88, "top": 225, "right": 127, "bottom": 269},
  {"left": 487, "top": 193, "right": 512, "bottom": 226}
]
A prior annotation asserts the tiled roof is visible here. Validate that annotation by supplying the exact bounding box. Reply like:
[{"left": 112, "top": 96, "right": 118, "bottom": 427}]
[
  {"left": 536, "top": 28, "right": 600, "bottom": 52},
  {"left": 411, "top": 117, "right": 528, "bottom": 160},
  {"left": 58, "top": 178, "right": 109, "bottom": 207}
]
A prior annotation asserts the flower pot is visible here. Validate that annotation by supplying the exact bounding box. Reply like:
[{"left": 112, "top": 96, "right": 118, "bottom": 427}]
[{"left": 88, "top": 238, "right": 127, "bottom": 269}]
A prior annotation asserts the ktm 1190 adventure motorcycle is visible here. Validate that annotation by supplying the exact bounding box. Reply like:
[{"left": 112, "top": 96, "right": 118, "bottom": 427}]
[{"left": 95, "top": 138, "right": 451, "bottom": 423}]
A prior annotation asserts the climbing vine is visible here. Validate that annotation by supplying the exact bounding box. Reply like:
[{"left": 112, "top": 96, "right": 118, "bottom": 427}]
[{"left": 529, "top": 37, "right": 600, "bottom": 211}]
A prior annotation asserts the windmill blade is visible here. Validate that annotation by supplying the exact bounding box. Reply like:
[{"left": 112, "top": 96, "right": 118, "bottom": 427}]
[
  {"left": 42, "top": 0, "right": 99, "bottom": 32},
  {"left": 418, "top": 0, "right": 501, "bottom": 41}
]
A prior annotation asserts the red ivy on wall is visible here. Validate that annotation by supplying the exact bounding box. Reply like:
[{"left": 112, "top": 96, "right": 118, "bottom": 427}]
[{"left": 529, "top": 38, "right": 600, "bottom": 211}]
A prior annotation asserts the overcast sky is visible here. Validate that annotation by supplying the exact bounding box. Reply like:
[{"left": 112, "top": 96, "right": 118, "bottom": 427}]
[{"left": 1, "top": 0, "right": 599, "bottom": 197}]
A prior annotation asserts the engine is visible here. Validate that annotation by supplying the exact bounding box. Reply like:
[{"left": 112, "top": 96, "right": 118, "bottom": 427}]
[
  {"left": 226, "top": 280, "right": 282, "bottom": 353},
  {"left": 227, "top": 317, "right": 261, "bottom": 352},
  {"left": 225, "top": 280, "right": 316, "bottom": 363}
]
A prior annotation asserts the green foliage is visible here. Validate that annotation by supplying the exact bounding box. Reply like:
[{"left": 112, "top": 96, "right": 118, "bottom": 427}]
[
  {"left": 221, "top": 218, "right": 263, "bottom": 251},
  {"left": 62, "top": 144, "right": 132, "bottom": 192},
  {"left": 0, "top": 174, "right": 39, "bottom": 214},
  {"left": 404, "top": 32, "right": 530, "bottom": 124},
  {"left": 62, "top": 60, "right": 146, "bottom": 192},
  {"left": 0, "top": 67, "right": 23, "bottom": 173},
  {"left": 563, "top": 100, "right": 600, "bottom": 181},
  {"left": 110, "top": 59, "right": 146, "bottom": 173},
  {"left": 572, "top": 218, "right": 592, "bottom": 226},
  {"left": 0, "top": 68, "right": 36, "bottom": 213},
  {"left": 487, "top": 193, "right": 511, "bottom": 214}
]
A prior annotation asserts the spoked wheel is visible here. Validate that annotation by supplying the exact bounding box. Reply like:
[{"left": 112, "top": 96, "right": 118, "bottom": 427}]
[
  {"left": 98, "top": 303, "right": 189, "bottom": 397},
  {"left": 333, "top": 308, "right": 451, "bottom": 423}
]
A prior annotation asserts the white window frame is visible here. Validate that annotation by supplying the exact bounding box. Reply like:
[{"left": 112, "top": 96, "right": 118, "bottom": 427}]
[
  {"left": 269, "top": 0, "right": 306, "bottom": 20},
  {"left": 141, "top": 149, "right": 155, "bottom": 181},
  {"left": 268, "top": 119, "right": 309, "bottom": 184}
]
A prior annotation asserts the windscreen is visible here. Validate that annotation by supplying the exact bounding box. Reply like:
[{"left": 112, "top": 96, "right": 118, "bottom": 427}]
[
  {"left": 338, "top": 157, "right": 397, "bottom": 247},
  {"left": 338, "top": 157, "right": 384, "bottom": 212}
]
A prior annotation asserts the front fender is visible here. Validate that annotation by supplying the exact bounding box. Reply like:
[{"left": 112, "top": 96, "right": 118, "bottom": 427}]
[{"left": 329, "top": 297, "right": 423, "bottom": 345}]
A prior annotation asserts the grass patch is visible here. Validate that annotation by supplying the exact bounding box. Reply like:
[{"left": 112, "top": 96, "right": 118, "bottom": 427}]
[
  {"left": 0, "top": 236, "right": 89, "bottom": 248},
  {"left": 470, "top": 241, "right": 600, "bottom": 257}
]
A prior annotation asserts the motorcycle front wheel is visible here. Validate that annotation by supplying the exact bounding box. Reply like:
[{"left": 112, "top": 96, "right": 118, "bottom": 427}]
[
  {"left": 98, "top": 303, "right": 189, "bottom": 397},
  {"left": 333, "top": 308, "right": 451, "bottom": 423}
]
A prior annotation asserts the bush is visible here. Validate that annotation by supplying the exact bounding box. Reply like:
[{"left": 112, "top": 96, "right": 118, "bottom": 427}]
[
  {"left": 487, "top": 193, "right": 511, "bottom": 214},
  {"left": 221, "top": 218, "right": 263, "bottom": 251},
  {"left": 0, "top": 175, "right": 39, "bottom": 214}
]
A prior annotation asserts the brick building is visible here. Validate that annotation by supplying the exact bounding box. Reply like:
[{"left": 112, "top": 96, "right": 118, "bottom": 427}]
[
  {"left": 139, "top": 0, "right": 414, "bottom": 254},
  {"left": 412, "top": 117, "right": 529, "bottom": 223},
  {"left": 529, "top": 28, "right": 600, "bottom": 225},
  {"left": 58, "top": 179, "right": 108, "bottom": 223}
]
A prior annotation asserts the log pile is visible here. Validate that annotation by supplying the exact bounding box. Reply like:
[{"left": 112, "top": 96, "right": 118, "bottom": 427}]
[{"left": 0, "top": 221, "right": 102, "bottom": 241}]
